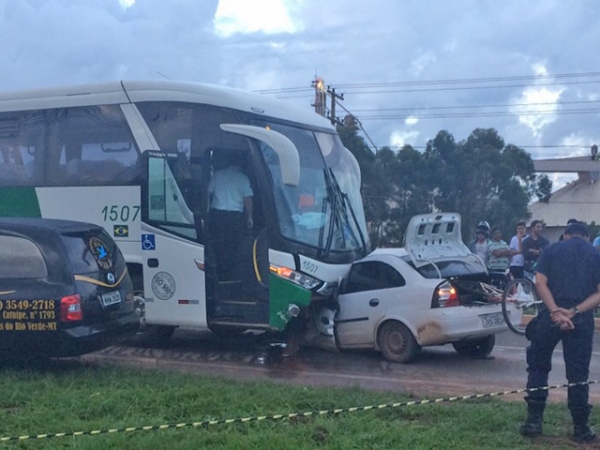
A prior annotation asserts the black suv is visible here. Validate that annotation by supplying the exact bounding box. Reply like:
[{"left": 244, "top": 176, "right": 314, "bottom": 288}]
[{"left": 0, "top": 218, "right": 138, "bottom": 357}]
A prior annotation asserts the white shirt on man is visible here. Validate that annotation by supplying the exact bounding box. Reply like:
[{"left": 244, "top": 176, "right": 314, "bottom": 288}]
[
  {"left": 509, "top": 234, "right": 527, "bottom": 267},
  {"left": 208, "top": 166, "right": 253, "bottom": 212}
]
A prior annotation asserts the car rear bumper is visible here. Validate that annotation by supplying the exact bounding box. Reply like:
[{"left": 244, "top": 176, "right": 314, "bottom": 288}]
[
  {"left": 415, "top": 307, "right": 508, "bottom": 346},
  {"left": 0, "top": 312, "right": 139, "bottom": 358}
]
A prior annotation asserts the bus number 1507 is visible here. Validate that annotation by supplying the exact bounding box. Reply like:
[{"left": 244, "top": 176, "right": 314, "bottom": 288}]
[{"left": 101, "top": 205, "right": 140, "bottom": 222}]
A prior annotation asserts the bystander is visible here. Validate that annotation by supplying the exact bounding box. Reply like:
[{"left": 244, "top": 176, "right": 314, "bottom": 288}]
[{"left": 521, "top": 222, "right": 600, "bottom": 443}]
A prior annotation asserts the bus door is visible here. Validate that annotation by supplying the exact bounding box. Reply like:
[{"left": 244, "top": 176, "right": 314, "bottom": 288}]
[
  {"left": 141, "top": 147, "right": 271, "bottom": 330},
  {"left": 204, "top": 125, "right": 301, "bottom": 331},
  {"left": 141, "top": 150, "right": 208, "bottom": 329},
  {"left": 142, "top": 124, "right": 301, "bottom": 332}
]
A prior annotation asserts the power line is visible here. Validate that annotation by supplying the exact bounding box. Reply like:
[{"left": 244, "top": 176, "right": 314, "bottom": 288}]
[
  {"left": 277, "top": 79, "right": 600, "bottom": 99},
  {"left": 255, "top": 70, "right": 600, "bottom": 94},
  {"left": 351, "top": 99, "right": 600, "bottom": 113},
  {"left": 358, "top": 108, "right": 600, "bottom": 121},
  {"left": 278, "top": 72, "right": 600, "bottom": 156},
  {"left": 335, "top": 71, "right": 600, "bottom": 89}
]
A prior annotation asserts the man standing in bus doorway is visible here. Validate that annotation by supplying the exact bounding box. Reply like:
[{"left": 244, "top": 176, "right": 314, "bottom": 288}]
[
  {"left": 521, "top": 222, "right": 600, "bottom": 443},
  {"left": 208, "top": 151, "right": 253, "bottom": 281}
]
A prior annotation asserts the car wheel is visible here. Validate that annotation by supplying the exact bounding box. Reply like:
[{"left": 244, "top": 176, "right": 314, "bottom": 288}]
[
  {"left": 130, "top": 291, "right": 176, "bottom": 346},
  {"left": 377, "top": 321, "right": 421, "bottom": 363},
  {"left": 452, "top": 335, "right": 495, "bottom": 358}
]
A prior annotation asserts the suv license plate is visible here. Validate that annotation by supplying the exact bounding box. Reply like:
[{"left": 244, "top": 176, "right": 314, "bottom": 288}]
[
  {"left": 101, "top": 291, "right": 121, "bottom": 307},
  {"left": 481, "top": 312, "right": 505, "bottom": 328}
]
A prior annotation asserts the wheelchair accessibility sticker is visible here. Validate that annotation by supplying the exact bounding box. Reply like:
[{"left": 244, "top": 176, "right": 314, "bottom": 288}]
[{"left": 142, "top": 234, "right": 155, "bottom": 250}]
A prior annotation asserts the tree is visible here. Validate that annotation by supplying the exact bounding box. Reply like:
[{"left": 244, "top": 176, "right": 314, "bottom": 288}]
[
  {"left": 337, "top": 127, "right": 391, "bottom": 246},
  {"left": 338, "top": 126, "right": 553, "bottom": 247},
  {"left": 424, "top": 128, "right": 552, "bottom": 240},
  {"left": 384, "top": 145, "right": 435, "bottom": 244}
]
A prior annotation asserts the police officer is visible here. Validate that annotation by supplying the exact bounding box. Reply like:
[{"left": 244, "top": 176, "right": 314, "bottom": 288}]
[{"left": 521, "top": 222, "right": 600, "bottom": 443}]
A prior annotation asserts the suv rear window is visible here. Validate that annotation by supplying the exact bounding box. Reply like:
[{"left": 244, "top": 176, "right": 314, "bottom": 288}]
[
  {"left": 0, "top": 235, "right": 48, "bottom": 279},
  {"left": 61, "top": 230, "right": 120, "bottom": 274}
]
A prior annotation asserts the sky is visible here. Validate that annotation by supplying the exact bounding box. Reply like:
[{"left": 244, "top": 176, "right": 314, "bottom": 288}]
[{"left": 2, "top": 0, "right": 600, "bottom": 188}]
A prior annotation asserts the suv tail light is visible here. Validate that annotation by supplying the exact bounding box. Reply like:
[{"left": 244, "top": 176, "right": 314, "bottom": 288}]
[
  {"left": 431, "top": 281, "right": 459, "bottom": 308},
  {"left": 60, "top": 294, "right": 83, "bottom": 321}
]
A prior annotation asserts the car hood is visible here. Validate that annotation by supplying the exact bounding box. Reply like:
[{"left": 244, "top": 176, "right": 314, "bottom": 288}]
[{"left": 404, "top": 212, "right": 475, "bottom": 268}]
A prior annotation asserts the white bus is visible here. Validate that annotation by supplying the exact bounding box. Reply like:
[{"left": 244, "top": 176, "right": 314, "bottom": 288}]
[{"left": 0, "top": 80, "right": 369, "bottom": 343}]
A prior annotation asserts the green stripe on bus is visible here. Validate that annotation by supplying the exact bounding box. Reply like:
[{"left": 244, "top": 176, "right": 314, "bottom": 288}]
[
  {"left": 268, "top": 275, "right": 311, "bottom": 330},
  {"left": 0, "top": 187, "right": 41, "bottom": 217}
]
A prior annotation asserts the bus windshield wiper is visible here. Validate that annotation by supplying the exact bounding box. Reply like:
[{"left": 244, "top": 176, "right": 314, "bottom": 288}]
[
  {"left": 320, "top": 168, "right": 366, "bottom": 259},
  {"left": 328, "top": 168, "right": 367, "bottom": 256},
  {"left": 319, "top": 168, "right": 338, "bottom": 259}
]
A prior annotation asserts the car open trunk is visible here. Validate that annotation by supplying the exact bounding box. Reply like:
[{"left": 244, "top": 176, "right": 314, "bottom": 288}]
[{"left": 403, "top": 212, "right": 492, "bottom": 305}]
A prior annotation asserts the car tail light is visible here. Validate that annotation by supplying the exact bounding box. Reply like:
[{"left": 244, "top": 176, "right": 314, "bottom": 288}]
[
  {"left": 432, "top": 282, "right": 459, "bottom": 308},
  {"left": 60, "top": 294, "right": 83, "bottom": 322}
]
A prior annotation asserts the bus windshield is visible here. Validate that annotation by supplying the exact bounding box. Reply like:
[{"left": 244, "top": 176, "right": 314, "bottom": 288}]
[{"left": 252, "top": 120, "right": 368, "bottom": 257}]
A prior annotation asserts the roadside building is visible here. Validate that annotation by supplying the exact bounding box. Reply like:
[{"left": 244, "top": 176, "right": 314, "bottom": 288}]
[{"left": 529, "top": 156, "right": 600, "bottom": 242}]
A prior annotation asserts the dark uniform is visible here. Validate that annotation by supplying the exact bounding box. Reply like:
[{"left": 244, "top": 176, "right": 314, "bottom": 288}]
[
  {"left": 522, "top": 234, "right": 549, "bottom": 272},
  {"left": 524, "top": 231, "right": 600, "bottom": 441}
]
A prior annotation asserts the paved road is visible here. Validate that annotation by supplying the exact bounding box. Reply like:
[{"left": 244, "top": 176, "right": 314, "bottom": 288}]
[{"left": 83, "top": 328, "right": 600, "bottom": 402}]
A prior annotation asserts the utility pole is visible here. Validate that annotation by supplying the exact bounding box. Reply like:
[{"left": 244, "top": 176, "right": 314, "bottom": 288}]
[
  {"left": 309, "top": 78, "right": 377, "bottom": 151},
  {"left": 327, "top": 87, "right": 345, "bottom": 127},
  {"left": 311, "top": 77, "right": 327, "bottom": 116}
]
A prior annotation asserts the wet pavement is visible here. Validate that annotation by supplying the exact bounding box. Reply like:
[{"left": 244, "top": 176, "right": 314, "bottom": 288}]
[{"left": 81, "top": 328, "right": 600, "bottom": 402}]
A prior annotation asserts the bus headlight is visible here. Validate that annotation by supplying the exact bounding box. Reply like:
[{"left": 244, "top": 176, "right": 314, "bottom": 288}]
[{"left": 270, "top": 264, "right": 322, "bottom": 290}]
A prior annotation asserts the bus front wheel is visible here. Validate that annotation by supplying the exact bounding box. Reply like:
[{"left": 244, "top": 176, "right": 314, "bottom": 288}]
[{"left": 132, "top": 291, "right": 176, "bottom": 345}]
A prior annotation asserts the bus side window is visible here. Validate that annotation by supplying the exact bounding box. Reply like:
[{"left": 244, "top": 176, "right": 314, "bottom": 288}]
[
  {"left": 45, "top": 105, "right": 140, "bottom": 186},
  {"left": 0, "top": 148, "right": 26, "bottom": 185},
  {"left": 0, "top": 112, "right": 43, "bottom": 186}
]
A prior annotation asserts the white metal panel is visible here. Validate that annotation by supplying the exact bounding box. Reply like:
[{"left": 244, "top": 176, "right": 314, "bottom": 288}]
[
  {"left": 0, "top": 80, "right": 334, "bottom": 130},
  {"left": 0, "top": 82, "right": 129, "bottom": 112},
  {"left": 268, "top": 249, "right": 296, "bottom": 269},
  {"left": 121, "top": 80, "right": 333, "bottom": 129},
  {"left": 298, "top": 254, "right": 351, "bottom": 283},
  {"left": 405, "top": 212, "right": 472, "bottom": 267}
]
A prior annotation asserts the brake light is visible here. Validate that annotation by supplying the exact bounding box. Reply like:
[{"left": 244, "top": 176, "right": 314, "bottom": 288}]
[
  {"left": 432, "top": 282, "right": 459, "bottom": 308},
  {"left": 60, "top": 294, "right": 83, "bottom": 321}
]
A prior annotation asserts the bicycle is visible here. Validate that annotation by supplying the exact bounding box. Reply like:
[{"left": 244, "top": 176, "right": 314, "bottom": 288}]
[
  {"left": 453, "top": 271, "right": 543, "bottom": 336},
  {"left": 500, "top": 271, "right": 543, "bottom": 336}
]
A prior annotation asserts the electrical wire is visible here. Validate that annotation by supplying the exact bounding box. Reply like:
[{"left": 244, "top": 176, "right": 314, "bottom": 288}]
[
  {"left": 256, "top": 70, "right": 600, "bottom": 153},
  {"left": 255, "top": 70, "right": 600, "bottom": 94},
  {"left": 350, "top": 99, "right": 600, "bottom": 113}
]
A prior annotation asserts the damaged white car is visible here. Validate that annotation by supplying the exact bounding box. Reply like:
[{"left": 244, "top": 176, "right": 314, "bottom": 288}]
[{"left": 310, "top": 213, "right": 511, "bottom": 363}]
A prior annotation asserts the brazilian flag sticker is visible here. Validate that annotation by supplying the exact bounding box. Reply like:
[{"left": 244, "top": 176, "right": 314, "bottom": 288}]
[{"left": 114, "top": 225, "right": 129, "bottom": 237}]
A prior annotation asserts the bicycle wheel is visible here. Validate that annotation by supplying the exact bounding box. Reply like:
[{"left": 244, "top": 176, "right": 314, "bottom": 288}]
[{"left": 501, "top": 278, "right": 542, "bottom": 336}]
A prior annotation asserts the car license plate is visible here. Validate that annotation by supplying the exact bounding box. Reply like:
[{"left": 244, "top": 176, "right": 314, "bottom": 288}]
[
  {"left": 480, "top": 312, "right": 505, "bottom": 328},
  {"left": 101, "top": 291, "right": 121, "bottom": 307}
]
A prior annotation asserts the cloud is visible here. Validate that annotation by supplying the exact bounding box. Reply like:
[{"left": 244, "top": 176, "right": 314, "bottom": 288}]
[
  {"left": 214, "top": 0, "right": 304, "bottom": 37},
  {"left": 410, "top": 50, "right": 437, "bottom": 77},
  {"left": 0, "top": 0, "right": 221, "bottom": 88},
  {"left": 390, "top": 129, "right": 420, "bottom": 148},
  {"left": 1, "top": 0, "right": 600, "bottom": 170},
  {"left": 509, "top": 65, "right": 565, "bottom": 138}
]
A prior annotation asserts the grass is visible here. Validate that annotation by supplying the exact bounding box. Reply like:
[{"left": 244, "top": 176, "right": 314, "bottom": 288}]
[{"left": 0, "top": 359, "right": 591, "bottom": 450}]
